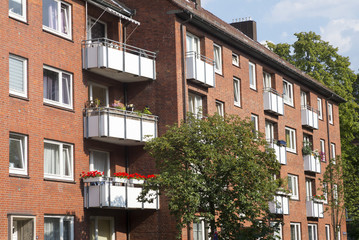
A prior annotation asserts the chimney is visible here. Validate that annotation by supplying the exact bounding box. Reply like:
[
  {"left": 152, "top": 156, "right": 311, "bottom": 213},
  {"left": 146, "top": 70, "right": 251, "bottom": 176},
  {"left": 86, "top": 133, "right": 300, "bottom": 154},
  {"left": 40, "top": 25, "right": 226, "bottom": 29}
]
[
  {"left": 230, "top": 19, "right": 257, "bottom": 41},
  {"left": 191, "top": 0, "right": 201, "bottom": 9}
]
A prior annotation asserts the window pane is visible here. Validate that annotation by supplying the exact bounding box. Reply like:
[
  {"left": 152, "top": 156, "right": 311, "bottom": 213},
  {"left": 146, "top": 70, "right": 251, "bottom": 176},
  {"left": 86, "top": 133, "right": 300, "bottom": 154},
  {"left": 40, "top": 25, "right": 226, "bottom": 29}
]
[
  {"left": 43, "top": 0, "right": 58, "bottom": 30},
  {"left": 44, "top": 143, "right": 60, "bottom": 175},
  {"left": 63, "top": 146, "right": 71, "bottom": 177},
  {"left": 90, "top": 19, "right": 106, "bottom": 39},
  {"left": 14, "top": 218, "right": 34, "bottom": 240},
  {"left": 98, "top": 219, "right": 112, "bottom": 240},
  {"left": 9, "top": 0, "right": 23, "bottom": 15},
  {"left": 63, "top": 219, "right": 71, "bottom": 240},
  {"left": 10, "top": 138, "right": 23, "bottom": 169},
  {"left": 61, "top": 4, "right": 69, "bottom": 34},
  {"left": 249, "top": 64, "right": 254, "bottom": 85},
  {"left": 45, "top": 218, "right": 60, "bottom": 240},
  {"left": 290, "top": 225, "right": 295, "bottom": 240},
  {"left": 92, "top": 151, "right": 108, "bottom": 176},
  {"left": 91, "top": 85, "right": 107, "bottom": 107},
  {"left": 44, "top": 69, "right": 59, "bottom": 102},
  {"left": 9, "top": 56, "right": 25, "bottom": 93},
  {"left": 62, "top": 73, "right": 71, "bottom": 105}
]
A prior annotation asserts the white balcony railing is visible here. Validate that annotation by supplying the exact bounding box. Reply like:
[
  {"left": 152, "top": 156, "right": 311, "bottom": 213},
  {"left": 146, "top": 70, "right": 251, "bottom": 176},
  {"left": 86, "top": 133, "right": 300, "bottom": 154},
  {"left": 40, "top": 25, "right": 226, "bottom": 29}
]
[
  {"left": 304, "top": 154, "right": 321, "bottom": 173},
  {"left": 263, "top": 88, "right": 284, "bottom": 116},
  {"left": 82, "top": 38, "right": 156, "bottom": 82},
  {"left": 186, "top": 51, "right": 215, "bottom": 88},
  {"left": 84, "top": 178, "right": 159, "bottom": 210},
  {"left": 267, "top": 139, "right": 287, "bottom": 165},
  {"left": 84, "top": 108, "right": 158, "bottom": 146},
  {"left": 306, "top": 197, "right": 324, "bottom": 218},
  {"left": 301, "top": 105, "right": 319, "bottom": 129},
  {"left": 269, "top": 193, "right": 289, "bottom": 215}
]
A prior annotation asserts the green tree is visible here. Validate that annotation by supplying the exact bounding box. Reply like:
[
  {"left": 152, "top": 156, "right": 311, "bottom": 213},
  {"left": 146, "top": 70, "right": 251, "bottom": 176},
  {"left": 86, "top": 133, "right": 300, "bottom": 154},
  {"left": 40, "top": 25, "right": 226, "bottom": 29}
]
[
  {"left": 141, "top": 114, "right": 282, "bottom": 239},
  {"left": 267, "top": 32, "right": 359, "bottom": 223}
]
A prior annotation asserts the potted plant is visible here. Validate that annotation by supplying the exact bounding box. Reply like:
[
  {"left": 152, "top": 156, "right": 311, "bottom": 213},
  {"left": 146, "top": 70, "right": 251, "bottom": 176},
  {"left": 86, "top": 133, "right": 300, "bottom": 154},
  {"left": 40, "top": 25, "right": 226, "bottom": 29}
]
[
  {"left": 81, "top": 170, "right": 105, "bottom": 183},
  {"left": 129, "top": 173, "right": 146, "bottom": 184},
  {"left": 302, "top": 141, "right": 313, "bottom": 156},
  {"left": 111, "top": 100, "right": 126, "bottom": 110},
  {"left": 312, "top": 195, "right": 326, "bottom": 202},
  {"left": 312, "top": 149, "right": 320, "bottom": 160},
  {"left": 112, "top": 172, "right": 129, "bottom": 183},
  {"left": 126, "top": 104, "right": 134, "bottom": 112}
]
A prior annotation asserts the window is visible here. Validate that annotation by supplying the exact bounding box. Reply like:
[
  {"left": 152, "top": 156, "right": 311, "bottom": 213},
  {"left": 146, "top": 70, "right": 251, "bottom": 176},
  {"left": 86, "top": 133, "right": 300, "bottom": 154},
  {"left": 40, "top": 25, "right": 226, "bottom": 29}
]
[
  {"left": 188, "top": 93, "right": 203, "bottom": 118},
  {"left": 215, "top": 101, "right": 224, "bottom": 117},
  {"left": 320, "top": 139, "right": 326, "bottom": 162},
  {"left": 44, "top": 216, "right": 74, "bottom": 240},
  {"left": 43, "top": 66, "right": 73, "bottom": 109},
  {"left": 265, "top": 121, "right": 274, "bottom": 141},
  {"left": 9, "top": 215, "right": 36, "bottom": 240},
  {"left": 300, "top": 91, "right": 308, "bottom": 108},
  {"left": 90, "top": 150, "right": 110, "bottom": 177},
  {"left": 330, "top": 143, "right": 336, "bottom": 162},
  {"left": 249, "top": 62, "right": 256, "bottom": 90},
  {"left": 323, "top": 183, "right": 328, "bottom": 204},
  {"left": 213, "top": 43, "right": 222, "bottom": 74},
  {"left": 306, "top": 178, "right": 315, "bottom": 199},
  {"left": 317, "top": 98, "right": 323, "bottom": 120},
  {"left": 288, "top": 174, "right": 299, "bottom": 200},
  {"left": 333, "top": 184, "right": 338, "bottom": 201},
  {"left": 328, "top": 103, "right": 333, "bottom": 124},
  {"left": 290, "top": 223, "right": 301, "bottom": 240},
  {"left": 308, "top": 224, "right": 318, "bottom": 240},
  {"left": 337, "top": 226, "right": 341, "bottom": 240},
  {"left": 9, "top": 55, "right": 27, "bottom": 98},
  {"left": 270, "top": 222, "right": 282, "bottom": 240},
  {"left": 285, "top": 127, "right": 296, "bottom": 153},
  {"left": 263, "top": 71, "right": 271, "bottom": 90},
  {"left": 44, "top": 140, "right": 73, "bottom": 180},
  {"left": 193, "top": 220, "right": 207, "bottom": 240},
  {"left": 88, "top": 83, "right": 109, "bottom": 107},
  {"left": 90, "top": 216, "right": 114, "bottom": 240},
  {"left": 186, "top": 33, "right": 200, "bottom": 54},
  {"left": 9, "top": 133, "right": 27, "bottom": 175},
  {"left": 88, "top": 17, "right": 107, "bottom": 39},
  {"left": 325, "top": 225, "right": 330, "bottom": 240},
  {"left": 232, "top": 53, "right": 239, "bottom": 66},
  {"left": 9, "top": 0, "right": 26, "bottom": 21},
  {"left": 251, "top": 114, "right": 259, "bottom": 134},
  {"left": 42, "top": 0, "right": 71, "bottom": 39},
  {"left": 283, "top": 80, "right": 293, "bottom": 106},
  {"left": 233, "top": 77, "right": 241, "bottom": 107}
]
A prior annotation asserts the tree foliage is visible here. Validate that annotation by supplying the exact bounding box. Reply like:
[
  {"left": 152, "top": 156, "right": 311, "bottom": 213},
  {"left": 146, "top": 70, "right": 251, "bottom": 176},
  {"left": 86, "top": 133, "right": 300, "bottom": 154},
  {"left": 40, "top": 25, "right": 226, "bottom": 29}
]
[
  {"left": 141, "top": 114, "right": 281, "bottom": 239},
  {"left": 267, "top": 32, "right": 359, "bottom": 223}
]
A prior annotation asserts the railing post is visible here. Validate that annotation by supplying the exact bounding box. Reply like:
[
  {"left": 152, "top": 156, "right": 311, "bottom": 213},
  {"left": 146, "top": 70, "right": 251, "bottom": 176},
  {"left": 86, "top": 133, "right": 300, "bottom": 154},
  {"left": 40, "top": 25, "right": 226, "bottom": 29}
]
[
  {"left": 107, "top": 108, "right": 110, "bottom": 137},
  {"left": 140, "top": 117, "right": 143, "bottom": 142},
  {"left": 108, "top": 180, "right": 111, "bottom": 207},
  {"left": 139, "top": 50, "right": 142, "bottom": 77},
  {"left": 124, "top": 113, "right": 127, "bottom": 140},
  {"left": 98, "top": 109, "right": 102, "bottom": 137},
  {"left": 203, "top": 56, "right": 207, "bottom": 85},
  {"left": 125, "top": 183, "right": 128, "bottom": 209},
  {"left": 106, "top": 39, "right": 109, "bottom": 68},
  {"left": 194, "top": 53, "right": 198, "bottom": 80}
]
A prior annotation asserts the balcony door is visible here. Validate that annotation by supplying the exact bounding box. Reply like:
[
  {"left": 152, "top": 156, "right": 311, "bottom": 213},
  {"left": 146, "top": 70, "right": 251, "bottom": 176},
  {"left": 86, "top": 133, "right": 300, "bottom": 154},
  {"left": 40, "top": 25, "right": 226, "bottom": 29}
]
[
  {"left": 88, "top": 83, "right": 109, "bottom": 107},
  {"left": 265, "top": 121, "right": 274, "bottom": 142},
  {"left": 88, "top": 17, "right": 107, "bottom": 40},
  {"left": 263, "top": 72, "right": 272, "bottom": 90},
  {"left": 90, "top": 216, "right": 114, "bottom": 240},
  {"left": 90, "top": 150, "right": 110, "bottom": 177},
  {"left": 306, "top": 178, "right": 315, "bottom": 200},
  {"left": 300, "top": 91, "right": 308, "bottom": 108},
  {"left": 186, "top": 33, "right": 200, "bottom": 55}
]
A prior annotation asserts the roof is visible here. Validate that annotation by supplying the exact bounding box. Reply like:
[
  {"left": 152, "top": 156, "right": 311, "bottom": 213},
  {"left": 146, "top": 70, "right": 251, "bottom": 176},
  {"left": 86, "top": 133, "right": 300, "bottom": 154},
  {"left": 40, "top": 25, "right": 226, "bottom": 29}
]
[
  {"left": 89, "top": 0, "right": 134, "bottom": 16},
  {"left": 169, "top": 0, "right": 346, "bottom": 104}
]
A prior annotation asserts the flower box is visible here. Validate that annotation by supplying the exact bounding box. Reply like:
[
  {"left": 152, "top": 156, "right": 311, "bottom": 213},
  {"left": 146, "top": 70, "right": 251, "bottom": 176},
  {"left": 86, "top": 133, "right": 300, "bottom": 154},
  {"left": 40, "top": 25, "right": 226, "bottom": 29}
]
[
  {"left": 112, "top": 178, "right": 128, "bottom": 183},
  {"left": 129, "top": 179, "right": 144, "bottom": 185},
  {"left": 83, "top": 177, "right": 105, "bottom": 183}
]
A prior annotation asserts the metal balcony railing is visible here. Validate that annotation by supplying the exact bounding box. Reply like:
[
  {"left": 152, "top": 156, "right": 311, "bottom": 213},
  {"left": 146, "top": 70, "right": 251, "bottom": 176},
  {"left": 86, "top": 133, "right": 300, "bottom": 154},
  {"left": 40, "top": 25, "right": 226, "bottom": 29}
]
[
  {"left": 306, "top": 196, "right": 324, "bottom": 218},
  {"left": 263, "top": 88, "right": 284, "bottom": 115},
  {"left": 267, "top": 139, "right": 287, "bottom": 165},
  {"left": 186, "top": 51, "right": 215, "bottom": 87},
  {"left": 301, "top": 105, "right": 319, "bottom": 129}
]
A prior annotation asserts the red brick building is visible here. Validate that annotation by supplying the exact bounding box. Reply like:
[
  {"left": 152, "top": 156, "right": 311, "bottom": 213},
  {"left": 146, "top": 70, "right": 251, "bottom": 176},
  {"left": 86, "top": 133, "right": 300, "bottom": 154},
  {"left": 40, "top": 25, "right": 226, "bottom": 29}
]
[{"left": 2, "top": 0, "right": 346, "bottom": 239}]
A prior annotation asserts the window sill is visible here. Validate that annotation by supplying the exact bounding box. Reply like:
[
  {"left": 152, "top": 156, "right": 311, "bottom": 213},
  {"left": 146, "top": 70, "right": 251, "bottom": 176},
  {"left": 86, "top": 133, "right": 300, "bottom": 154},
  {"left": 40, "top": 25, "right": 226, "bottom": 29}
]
[
  {"left": 234, "top": 103, "right": 242, "bottom": 109},
  {"left": 286, "top": 149, "right": 297, "bottom": 155},
  {"left": 284, "top": 102, "right": 295, "bottom": 108},
  {"left": 9, "top": 173, "right": 30, "bottom": 179},
  {"left": 43, "top": 102, "right": 75, "bottom": 113},
  {"left": 42, "top": 28, "right": 74, "bottom": 43},
  {"left": 44, "top": 178, "right": 76, "bottom": 184},
  {"left": 9, "top": 14, "right": 28, "bottom": 24},
  {"left": 10, "top": 94, "right": 29, "bottom": 101},
  {"left": 250, "top": 86, "right": 257, "bottom": 92},
  {"left": 215, "top": 71, "right": 223, "bottom": 77}
]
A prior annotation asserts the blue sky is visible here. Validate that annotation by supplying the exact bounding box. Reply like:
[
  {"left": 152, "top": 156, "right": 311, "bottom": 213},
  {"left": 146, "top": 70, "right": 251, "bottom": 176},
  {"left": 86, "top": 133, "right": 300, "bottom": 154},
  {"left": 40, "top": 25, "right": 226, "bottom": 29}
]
[{"left": 202, "top": 0, "right": 359, "bottom": 73}]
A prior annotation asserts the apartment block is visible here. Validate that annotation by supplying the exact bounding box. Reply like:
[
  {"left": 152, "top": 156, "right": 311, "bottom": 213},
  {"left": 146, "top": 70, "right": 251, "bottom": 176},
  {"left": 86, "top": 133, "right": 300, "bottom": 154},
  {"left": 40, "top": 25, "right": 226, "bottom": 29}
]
[{"left": 2, "top": 0, "right": 346, "bottom": 239}]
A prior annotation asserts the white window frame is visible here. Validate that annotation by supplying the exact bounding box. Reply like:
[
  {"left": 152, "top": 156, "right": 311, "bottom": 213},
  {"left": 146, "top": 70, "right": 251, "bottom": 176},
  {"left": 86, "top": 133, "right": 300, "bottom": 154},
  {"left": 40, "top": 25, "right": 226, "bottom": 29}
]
[
  {"left": 43, "top": 66, "right": 73, "bottom": 109},
  {"left": 265, "top": 120, "right": 274, "bottom": 142},
  {"left": 9, "top": 54, "right": 27, "bottom": 98},
  {"left": 233, "top": 77, "right": 241, "bottom": 107},
  {"left": 215, "top": 100, "right": 224, "bottom": 117},
  {"left": 9, "top": 215, "right": 36, "bottom": 240},
  {"left": 88, "top": 82, "right": 109, "bottom": 107},
  {"left": 186, "top": 32, "right": 200, "bottom": 55},
  {"left": 188, "top": 92, "right": 203, "bottom": 118},
  {"left": 306, "top": 178, "right": 314, "bottom": 199},
  {"left": 42, "top": 0, "right": 72, "bottom": 39},
  {"left": 308, "top": 224, "right": 318, "bottom": 240},
  {"left": 232, "top": 53, "right": 239, "bottom": 67},
  {"left": 263, "top": 71, "right": 271, "bottom": 90},
  {"left": 290, "top": 223, "right": 301, "bottom": 240},
  {"left": 288, "top": 174, "right": 299, "bottom": 200},
  {"left": 251, "top": 114, "right": 259, "bottom": 133},
  {"left": 331, "top": 143, "right": 336, "bottom": 163},
  {"left": 270, "top": 222, "right": 282, "bottom": 240},
  {"left": 213, "top": 43, "right": 222, "bottom": 75},
  {"left": 90, "top": 216, "right": 115, "bottom": 240},
  {"left": 249, "top": 62, "right": 256, "bottom": 90},
  {"left": 89, "top": 150, "right": 110, "bottom": 177},
  {"left": 337, "top": 226, "right": 341, "bottom": 240},
  {"left": 285, "top": 127, "right": 296, "bottom": 153},
  {"left": 328, "top": 103, "right": 333, "bottom": 124},
  {"left": 9, "top": 0, "right": 27, "bottom": 22},
  {"left": 88, "top": 17, "right": 107, "bottom": 39},
  {"left": 320, "top": 139, "right": 326, "bottom": 162},
  {"left": 44, "top": 139, "right": 73, "bottom": 180},
  {"left": 44, "top": 215, "right": 74, "bottom": 240},
  {"left": 9, "top": 133, "right": 28, "bottom": 175},
  {"left": 317, "top": 98, "right": 323, "bottom": 120},
  {"left": 193, "top": 219, "right": 207, "bottom": 240},
  {"left": 283, "top": 80, "right": 294, "bottom": 107},
  {"left": 323, "top": 183, "right": 328, "bottom": 204},
  {"left": 325, "top": 225, "right": 330, "bottom": 240}
]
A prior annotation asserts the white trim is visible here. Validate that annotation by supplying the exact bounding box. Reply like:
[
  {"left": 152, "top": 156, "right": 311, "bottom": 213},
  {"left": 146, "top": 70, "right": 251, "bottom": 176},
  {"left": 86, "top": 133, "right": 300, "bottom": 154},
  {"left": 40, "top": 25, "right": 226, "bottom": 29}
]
[
  {"left": 89, "top": 150, "right": 110, "bottom": 177},
  {"left": 283, "top": 79, "right": 294, "bottom": 107},
  {"left": 88, "top": 16, "right": 108, "bottom": 39},
  {"left": 9, "top": 54, "right": 27, "bottom": 98},
  {"left": 290, "top": 223, "right": 301, "bottom": 240},
  {"left": 317, "top": 98, "right": 323, "bottom": 120},
  {"left": 90, "top": 216, "right": 115, "bottom": 240},
  {"left": 213, "top": 43, "right": 222, "bottom": 74},
  {"left": 9, "top": 133, "right": 28, "bottom": 175},
  {"left": 263, "top": 71, "right": 271, "bottom": 89},
  {"left": 331, "top": 143, "right": 336, "bottom": 162},
  {"left": 325, "top": 225, "right": 331, "bottom": 240},
  {"left": 9, "top": 0, "right": 27, "bottom": 22},
  {"left": 285, "top": 127, "right": 296, "bottom": 153},
  {"left": 186, "top": 32, "right": 200, "bottom": 55},
  {"left": 251, "top": 114, "right": 259, "bottom": 133},
  {"left": 44, "top": 139, "right": 74, "bottom": 180},
  {"left": 215, "top": 100, "right": 224, "bottom": 117},
  {"left": 44, "top": 215, "right": 74, "bottom": 240},
  {"left": 288, "top": 174, "right": 299, "bottom": 200},
  {"left": 328, "top": 103, "right": 333, "bottom": 125},
  {"left": 233, "top": 77, "right": 241, "bottom": 107},
  {"left": 232, "top": 53, "right": 239, "bottom": 66},
  {"left": 320, "top": 139, "right": 326, "bottom": 162},
  {"left": 249, "top": 62, "right": 256, "bottom": 90},
  {"left": 308, "top": 224, "right": 318, "bottom": 240},
  {"left": 188, "top": 92, "right": 203, "bottom": 118},
  {"left": 42, "top": 0, "right": 72, "bottom": 39},
  {"left": 88, "top": 82, "right": 109, "bottom": 107},
  {"left": 9, "top": 215, "right": 36, "bottom": 240},
  {"left": 43, "top": 65, "right": 73, "bottom": 109}
]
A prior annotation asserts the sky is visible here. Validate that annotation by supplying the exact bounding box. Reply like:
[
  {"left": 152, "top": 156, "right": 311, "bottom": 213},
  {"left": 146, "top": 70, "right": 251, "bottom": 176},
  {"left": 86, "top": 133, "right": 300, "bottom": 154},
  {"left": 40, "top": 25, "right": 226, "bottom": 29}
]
[{"left": 201, "top": 0, "right": 359, "bottom": 73}]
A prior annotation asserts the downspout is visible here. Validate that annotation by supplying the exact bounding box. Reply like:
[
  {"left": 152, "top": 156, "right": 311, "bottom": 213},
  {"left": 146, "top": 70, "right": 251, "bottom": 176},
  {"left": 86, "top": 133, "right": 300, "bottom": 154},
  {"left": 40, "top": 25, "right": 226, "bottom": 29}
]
[
  {"left": 85, "top": 1, "right": 88, "bottom": 38},
  {"left": 180, "top": 14, "right": 192, "bottom": 123}
]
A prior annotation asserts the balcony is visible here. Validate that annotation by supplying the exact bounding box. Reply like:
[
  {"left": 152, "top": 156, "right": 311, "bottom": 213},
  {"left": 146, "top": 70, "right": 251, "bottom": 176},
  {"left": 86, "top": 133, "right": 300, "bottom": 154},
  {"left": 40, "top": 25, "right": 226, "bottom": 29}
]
[
  {"left": 263, "top": 88, "right": 284, "bottom": 116},
  {"left": 186, "top": 51, "right": 215, "bottom": 88},
  {"left": 306, "top": 197, "right": 324, "bottom": 218},
  {"left": 269, "top": 193, "right": 289, "bottom": 215},
  {"left": 304, "top": 154, "right": 321, "bottom": 173},
  {"left": 84, "top": 178, "right": 159, "bottom": 210},
  {"left": 84, "top": 108, "right": 158, "bottom": 146},
  {"left": 267, "top": 139, "right": 287, "bottom": 165},
  {"left": 82, "top": 38, "right": 156, "bottom": 82},
  {"left": 301, "top": 106, "right": 319, "bottom": 129}
]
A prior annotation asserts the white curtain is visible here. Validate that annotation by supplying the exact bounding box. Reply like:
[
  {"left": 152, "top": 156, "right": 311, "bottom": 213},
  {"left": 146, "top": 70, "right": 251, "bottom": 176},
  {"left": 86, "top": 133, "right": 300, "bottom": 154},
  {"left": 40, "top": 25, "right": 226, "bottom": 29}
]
[
  {"left": 44, "top": 218, "right": 60, "bottom": 240},
  {"left": 63, "top": 147, "right": 71, "bottom": 177},
  {"left": 43, "top": 0, "right": 58, "bottom": 30},
  {"left": 44, "top": 143, "right": 60, "bottom": 175},
  {"left": 62, "top": 73, "right": 71, "bottom": 105},
  {"left": 44, "top": 69, "right": 59, "bottom": 101},
  {"left": 92, "top": 151, "right": 109, "bottom": 176},
  {"left": 61, "top": 4, "right": 69, "bottom": 34}
]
